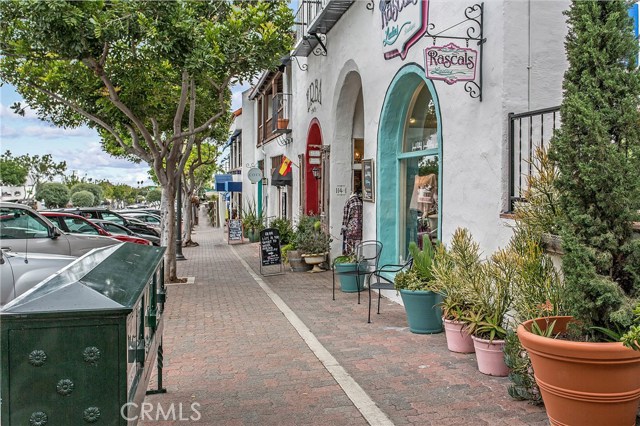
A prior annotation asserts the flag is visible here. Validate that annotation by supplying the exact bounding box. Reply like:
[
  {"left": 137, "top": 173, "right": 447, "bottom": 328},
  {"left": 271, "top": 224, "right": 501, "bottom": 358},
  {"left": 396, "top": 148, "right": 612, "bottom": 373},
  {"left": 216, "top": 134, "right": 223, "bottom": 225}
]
[{"left": 279, "top": 156, "right": 292, "bottom": 176}]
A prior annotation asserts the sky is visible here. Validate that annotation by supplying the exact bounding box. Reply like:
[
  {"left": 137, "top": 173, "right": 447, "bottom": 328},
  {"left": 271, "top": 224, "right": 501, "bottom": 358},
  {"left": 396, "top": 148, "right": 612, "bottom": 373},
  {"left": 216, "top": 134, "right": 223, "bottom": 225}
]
[
  {"left": 0, "top": 1, "right": 299, "bottom": 188},
  {"left": 0, "top": 83, "right": 247, "bottom": 187}
]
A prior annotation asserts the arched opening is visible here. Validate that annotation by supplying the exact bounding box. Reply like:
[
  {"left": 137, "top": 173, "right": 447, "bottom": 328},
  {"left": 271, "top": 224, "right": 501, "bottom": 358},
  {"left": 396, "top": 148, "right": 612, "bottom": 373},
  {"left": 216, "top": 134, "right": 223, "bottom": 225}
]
[
  {"left": 377, "top": 64, "right": 442, "bottom": 266},
  {"left": 305, "top": 121, "right": 323, "bottom": 215}
]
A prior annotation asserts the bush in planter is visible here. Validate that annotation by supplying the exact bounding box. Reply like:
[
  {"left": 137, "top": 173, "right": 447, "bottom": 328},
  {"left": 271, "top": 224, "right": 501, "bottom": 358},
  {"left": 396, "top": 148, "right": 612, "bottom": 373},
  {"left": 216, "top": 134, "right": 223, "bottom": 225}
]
[
  {"left": 505, "top": 230, "right": 566, "bottom": 403},
  {"left": 548, "top": 0, "right": 640, "bottom": 342},
  {"left": 295, "top": 215, "right": 330, "bottom": 255},
  {"left": 241, "top": 201, "right": 264, "bottom": 241},
  {"left": 516, "top": 2, "right": 640, "bottom": 423},
  {"left": 432, "top": 228, "right": 482, "bottom": 353},
  {"left": 394, "top": 238, "right": 443, "bottom": 334},
  {"left": 270, "top": 217, "right": 294, "bottom": 245}
]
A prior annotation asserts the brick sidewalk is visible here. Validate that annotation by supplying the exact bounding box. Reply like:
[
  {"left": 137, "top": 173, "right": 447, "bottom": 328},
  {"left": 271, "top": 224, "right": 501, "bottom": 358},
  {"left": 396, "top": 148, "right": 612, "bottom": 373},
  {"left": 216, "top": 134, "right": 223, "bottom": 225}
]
[{"left": 142, "top": 224, "right": 548, "bottom": 425}]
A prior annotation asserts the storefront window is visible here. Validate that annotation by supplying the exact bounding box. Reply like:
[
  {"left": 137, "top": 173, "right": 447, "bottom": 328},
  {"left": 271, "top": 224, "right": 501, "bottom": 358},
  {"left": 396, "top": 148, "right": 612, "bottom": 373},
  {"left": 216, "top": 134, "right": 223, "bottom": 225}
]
[
  {"left": 398, "top": 83, "right": 439, "bottom": 260},
  {"left": 403, "top": 85, "right": 438, "bottom": 153}
]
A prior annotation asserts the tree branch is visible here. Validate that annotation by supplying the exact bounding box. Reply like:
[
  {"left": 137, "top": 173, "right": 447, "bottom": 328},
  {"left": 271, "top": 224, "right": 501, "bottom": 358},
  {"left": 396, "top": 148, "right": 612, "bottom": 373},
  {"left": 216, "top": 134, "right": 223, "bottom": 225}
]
[{"left": 174, "top": 70, "right": 190, "bottom": 136}]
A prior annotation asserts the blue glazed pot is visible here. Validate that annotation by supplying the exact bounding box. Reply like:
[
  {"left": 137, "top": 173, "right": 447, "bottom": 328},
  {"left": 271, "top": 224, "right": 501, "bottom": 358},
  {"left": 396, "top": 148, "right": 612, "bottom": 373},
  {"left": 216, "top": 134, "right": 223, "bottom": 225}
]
[
  {"left": 335, "top": 262, "right": 366, "bottom": 292},
  {"left": 399, "top": 289, "right": 443, "bottom": 334}
]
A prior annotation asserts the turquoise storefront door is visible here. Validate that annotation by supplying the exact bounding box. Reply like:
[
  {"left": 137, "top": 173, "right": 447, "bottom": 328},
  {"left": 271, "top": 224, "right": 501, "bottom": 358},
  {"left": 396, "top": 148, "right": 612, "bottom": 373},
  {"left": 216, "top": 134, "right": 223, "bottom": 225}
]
[{"left": 377, "top": 64, "right": 443, "bottom": 266}]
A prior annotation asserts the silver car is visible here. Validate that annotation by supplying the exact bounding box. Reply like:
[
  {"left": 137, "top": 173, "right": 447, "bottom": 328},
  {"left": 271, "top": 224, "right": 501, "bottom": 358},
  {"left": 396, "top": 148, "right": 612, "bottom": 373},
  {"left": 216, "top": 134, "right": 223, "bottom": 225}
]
[
  {"left": 0, "top": 202, "right": 119, "bottom": 256},
  {"left": 0, "top": 249, "right": 76, "bottom": 306}
]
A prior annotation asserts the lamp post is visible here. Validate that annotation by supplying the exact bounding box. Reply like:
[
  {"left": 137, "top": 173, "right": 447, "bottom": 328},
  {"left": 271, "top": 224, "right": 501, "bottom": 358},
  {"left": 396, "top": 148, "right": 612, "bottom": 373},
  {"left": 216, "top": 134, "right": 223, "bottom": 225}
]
[{"left": 176, "top": 176, "right": 186, "bottom": 261}]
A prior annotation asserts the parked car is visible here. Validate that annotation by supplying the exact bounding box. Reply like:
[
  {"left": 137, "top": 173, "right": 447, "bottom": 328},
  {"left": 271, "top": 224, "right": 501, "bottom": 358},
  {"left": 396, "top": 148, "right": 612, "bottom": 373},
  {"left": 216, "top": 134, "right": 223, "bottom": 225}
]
[
  {"left": 0, "top": 202, "right": 119, "bottom": 256},
  {"left": 58, "top": 207, "right": 161, "bottom": 241},
  {"left": 119, "top": 211, "right": 161, "bottom": 229},
  {"left": 0, "top": 249, "right": 76, "bottom": 307},
  {"left": 90, "top": 219, "right": 161, "bottom": 246},
  {"left": 119, "top": 208, "right": 162, "bottom": 217},
  {"left": 41, "top": 212, "right": 153, "bottom": 246}
]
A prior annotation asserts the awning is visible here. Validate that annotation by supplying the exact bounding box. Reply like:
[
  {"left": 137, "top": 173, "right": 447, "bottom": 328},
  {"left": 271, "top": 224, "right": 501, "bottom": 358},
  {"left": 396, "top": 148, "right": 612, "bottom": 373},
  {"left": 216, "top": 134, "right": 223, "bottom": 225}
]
[
  {"left": 271, "top": 169, "right": 292, "bottom": 187},
  {"left": 222, "top": 129, "right": 242, "bottom": 150}
]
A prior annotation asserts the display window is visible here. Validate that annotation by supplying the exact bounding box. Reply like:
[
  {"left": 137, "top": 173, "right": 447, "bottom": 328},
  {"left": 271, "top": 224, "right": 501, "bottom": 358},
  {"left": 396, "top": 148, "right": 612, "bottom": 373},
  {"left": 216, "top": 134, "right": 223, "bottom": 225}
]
[{"left": 398, "top": 82, "right": 439, "bottom": 259}]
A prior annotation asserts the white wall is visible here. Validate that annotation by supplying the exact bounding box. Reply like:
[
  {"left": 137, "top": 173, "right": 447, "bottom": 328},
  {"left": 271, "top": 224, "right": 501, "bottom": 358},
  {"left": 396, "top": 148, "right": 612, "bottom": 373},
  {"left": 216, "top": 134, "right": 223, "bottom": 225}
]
[{"left": 286, "top": 0, "right": 569, "bottom": 258}]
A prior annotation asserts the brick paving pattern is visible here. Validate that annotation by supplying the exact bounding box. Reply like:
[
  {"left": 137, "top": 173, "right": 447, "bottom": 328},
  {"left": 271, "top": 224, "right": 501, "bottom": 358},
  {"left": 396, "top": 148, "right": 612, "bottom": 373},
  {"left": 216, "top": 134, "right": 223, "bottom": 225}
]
[{"left": 142, "top": 222, "right": 549, "bottom": 425}]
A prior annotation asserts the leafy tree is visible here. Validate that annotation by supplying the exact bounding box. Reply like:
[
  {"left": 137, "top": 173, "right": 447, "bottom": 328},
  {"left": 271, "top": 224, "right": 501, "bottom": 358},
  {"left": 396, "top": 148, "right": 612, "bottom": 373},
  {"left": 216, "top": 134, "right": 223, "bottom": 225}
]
[
  {"left": 71, "top": 190, "right": 95, "bottom": 207},
  {"left": 71, "top": 183, "right": 103, "bottom": 205},
  {"left": 146, "top": 188, "right": 162, "bottom": 204},
  {"left": 549, "top": 0, "right": 640, "bottom": 338},
  {"left": 0, "top": 151, "right": 27, "bottom": 186},
  {"left": 0, "top": 0, "right": 293, "bottom": 281},
  {"left": 36, "top": 182, "right": 70, "bottom": 208},
  {"left": 111, "top": 184, "right": 135, "bottom": 207},
  {"left": 16, "top": 153, "right": 66, "bottom": 198}
]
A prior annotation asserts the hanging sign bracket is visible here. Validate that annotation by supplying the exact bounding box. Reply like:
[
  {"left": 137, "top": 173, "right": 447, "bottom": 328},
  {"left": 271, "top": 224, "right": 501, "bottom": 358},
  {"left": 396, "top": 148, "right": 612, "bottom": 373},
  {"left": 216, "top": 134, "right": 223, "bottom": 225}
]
[{"left": 424, "top": 3, "right": 485, "bottom": 101}]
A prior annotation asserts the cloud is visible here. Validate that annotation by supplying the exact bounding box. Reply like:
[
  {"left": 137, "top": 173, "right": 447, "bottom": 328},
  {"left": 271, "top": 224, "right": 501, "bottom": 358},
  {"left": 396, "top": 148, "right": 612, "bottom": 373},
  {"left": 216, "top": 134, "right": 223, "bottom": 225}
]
[{"left": 22, "top": 124, "right": 97, "bottom": 139}]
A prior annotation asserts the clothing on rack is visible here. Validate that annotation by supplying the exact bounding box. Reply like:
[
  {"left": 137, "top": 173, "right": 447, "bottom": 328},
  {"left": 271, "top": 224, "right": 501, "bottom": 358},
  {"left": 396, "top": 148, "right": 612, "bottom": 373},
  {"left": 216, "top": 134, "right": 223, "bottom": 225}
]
[{"left": 341, "top": 192, "right": 363, "bottom": 255}]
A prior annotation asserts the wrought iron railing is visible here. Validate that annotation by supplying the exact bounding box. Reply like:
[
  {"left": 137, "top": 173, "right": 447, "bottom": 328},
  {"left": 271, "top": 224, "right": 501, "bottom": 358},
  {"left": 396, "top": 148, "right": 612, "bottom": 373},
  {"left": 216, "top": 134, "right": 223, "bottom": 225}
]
[
  {"left": 272, "top": 93, "right": 292, "bottom": 133},
  {"left": 507, "top": 106, "right": 561, "bottom": 212}
]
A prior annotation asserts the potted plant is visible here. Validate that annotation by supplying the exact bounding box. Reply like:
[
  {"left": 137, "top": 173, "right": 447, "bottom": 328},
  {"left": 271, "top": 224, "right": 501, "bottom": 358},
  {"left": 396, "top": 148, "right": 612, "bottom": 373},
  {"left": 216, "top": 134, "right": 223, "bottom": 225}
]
[
  {"left": 432, "top": 228, "right": 479, "bottom": 353},
  {"left": 333, "top": 252, "right": 364, "bottom": 292},
  {"left": 299, "top": 219, "right": 331, "bottom": 273},
  {"left": 502, "top": 149, "right": 567, "bottom": 404},
  {"left": 241, "top": 201, "right": 263, "bottom": 243},
  {"left": 394, "top": 237, "right": 443, "bottom": 334},
  {"left": 460, "top": 239, "right": 514, "bottom": 377},
  {"left": 517, "top": 2, "right": 640, "bottom": 424}
]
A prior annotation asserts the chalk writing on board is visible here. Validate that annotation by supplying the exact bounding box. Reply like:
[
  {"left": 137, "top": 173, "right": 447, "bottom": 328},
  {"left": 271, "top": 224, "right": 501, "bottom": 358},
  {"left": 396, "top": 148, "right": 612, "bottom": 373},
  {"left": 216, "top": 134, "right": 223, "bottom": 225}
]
[
  {"left": 228, "top": 219, "right": 243, "bottom": 243},
  {"left": 260, "top": 228, "right": 281, "bottom": 266}
]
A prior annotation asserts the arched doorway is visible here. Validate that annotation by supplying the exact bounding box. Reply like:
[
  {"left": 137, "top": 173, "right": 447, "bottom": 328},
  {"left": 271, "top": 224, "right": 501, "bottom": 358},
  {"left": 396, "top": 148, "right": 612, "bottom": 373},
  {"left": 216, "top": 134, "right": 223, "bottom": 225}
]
[
  {"left": 305, "top": 120, "right": 323, "bottom": 215},
  {"left": 377, "top": 64, "right": 442, "bottom": 266}
]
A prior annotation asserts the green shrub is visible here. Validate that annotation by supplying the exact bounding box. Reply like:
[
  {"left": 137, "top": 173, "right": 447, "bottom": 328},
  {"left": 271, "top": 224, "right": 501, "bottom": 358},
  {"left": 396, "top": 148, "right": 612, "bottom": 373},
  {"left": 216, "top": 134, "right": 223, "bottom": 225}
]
[
  {"left": 36, "top": 182, "right": 70, "bottom": 208},
  {"left": 71, "top": 190, "right": 95, "bottom": 207}
]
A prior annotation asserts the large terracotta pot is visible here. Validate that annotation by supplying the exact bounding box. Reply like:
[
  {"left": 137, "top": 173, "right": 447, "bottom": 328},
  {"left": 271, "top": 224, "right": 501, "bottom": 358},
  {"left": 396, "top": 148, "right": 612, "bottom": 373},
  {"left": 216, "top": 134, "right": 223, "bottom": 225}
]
[
  {"left": 471, "top": 336, "right": 509, "bottom": 376},
  {"left": 443, "top": 318, "right": 474, "bottom": 353},
  {"left": 518, "top": 316, "right": 640, "bottom": 426}
]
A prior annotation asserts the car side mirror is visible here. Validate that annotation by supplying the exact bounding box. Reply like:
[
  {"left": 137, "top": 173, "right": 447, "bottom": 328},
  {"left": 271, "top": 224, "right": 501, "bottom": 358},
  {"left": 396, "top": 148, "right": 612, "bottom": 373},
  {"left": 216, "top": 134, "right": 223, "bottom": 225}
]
[{"left": 50, "top": 226, "right": 62, "bottom": 239}]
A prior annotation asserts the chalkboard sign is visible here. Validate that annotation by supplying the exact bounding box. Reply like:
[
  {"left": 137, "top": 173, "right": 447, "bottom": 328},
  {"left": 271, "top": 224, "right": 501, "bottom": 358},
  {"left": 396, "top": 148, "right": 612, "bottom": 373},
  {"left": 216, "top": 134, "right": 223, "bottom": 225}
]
[
  {"left": 362, "top": 159, "right": 375, "bottom": 202},
  {"left": 228, "top": 219, "right": 244, "bottom": 244},
  {"left": 259, "top": 228, "right": 281, "bottom": 266}
]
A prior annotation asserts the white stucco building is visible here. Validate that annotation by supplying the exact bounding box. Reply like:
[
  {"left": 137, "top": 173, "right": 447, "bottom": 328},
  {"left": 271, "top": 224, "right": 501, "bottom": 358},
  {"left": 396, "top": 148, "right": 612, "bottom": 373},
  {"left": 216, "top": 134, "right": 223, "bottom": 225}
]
[{"left": 242, "top": 0, "right": 576, "bottom": 265}]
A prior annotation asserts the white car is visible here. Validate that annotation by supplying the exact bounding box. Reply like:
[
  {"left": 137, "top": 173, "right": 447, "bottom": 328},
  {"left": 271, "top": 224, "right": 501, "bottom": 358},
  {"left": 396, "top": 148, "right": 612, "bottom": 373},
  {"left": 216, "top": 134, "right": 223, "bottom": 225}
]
[
  {"left": 0, "top": 202, "right": 119, "bottom": 256},
  {"left": 0, "top": 250, "right": 76, "bottom": 307}
]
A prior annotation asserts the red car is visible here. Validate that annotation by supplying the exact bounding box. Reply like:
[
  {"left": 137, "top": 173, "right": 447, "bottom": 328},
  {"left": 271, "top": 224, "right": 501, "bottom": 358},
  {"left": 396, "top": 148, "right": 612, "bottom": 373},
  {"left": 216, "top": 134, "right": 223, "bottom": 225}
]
[{"left": 41, "top": 212, "right": 152, "bottom": 246}]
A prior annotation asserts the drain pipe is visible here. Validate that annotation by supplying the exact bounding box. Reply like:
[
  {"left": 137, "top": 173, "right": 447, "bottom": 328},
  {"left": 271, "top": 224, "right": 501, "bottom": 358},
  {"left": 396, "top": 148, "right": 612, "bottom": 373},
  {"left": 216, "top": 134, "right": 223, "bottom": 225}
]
[{"left": 527, "top": 0, "right": 532, "bottom": 110}]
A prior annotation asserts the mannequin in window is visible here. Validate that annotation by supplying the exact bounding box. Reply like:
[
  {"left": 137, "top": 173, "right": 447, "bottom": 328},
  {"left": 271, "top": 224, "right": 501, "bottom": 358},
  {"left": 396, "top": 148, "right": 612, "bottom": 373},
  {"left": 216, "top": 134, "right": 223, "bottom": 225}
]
[{"left": 341, "top": 180, "right": 363, "bottom": 255}]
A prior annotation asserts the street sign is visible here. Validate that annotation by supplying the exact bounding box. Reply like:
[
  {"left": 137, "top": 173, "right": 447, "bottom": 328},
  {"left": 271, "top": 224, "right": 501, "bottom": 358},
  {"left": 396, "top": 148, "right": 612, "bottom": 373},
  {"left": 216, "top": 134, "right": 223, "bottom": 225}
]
[{"left": 247, "top": 168, "right": 263, "bottom": 184}]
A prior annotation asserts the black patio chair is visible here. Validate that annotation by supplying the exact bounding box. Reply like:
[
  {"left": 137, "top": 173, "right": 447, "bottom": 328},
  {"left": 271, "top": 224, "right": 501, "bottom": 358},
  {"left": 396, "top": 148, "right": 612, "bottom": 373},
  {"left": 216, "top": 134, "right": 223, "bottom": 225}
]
[
  {"left": 367, "top": 257, "right": 413, "bottom": 323},
  {"left": 332, "top": 240, "right": 383, "bottom": 304}
]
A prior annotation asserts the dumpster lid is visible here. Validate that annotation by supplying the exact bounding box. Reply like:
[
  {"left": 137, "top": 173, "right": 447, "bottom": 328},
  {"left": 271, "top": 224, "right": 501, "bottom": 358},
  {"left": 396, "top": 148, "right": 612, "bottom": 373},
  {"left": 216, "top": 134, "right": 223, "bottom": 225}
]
[{"left": 1, "top": 243, "right": 166, "bottom": 314}]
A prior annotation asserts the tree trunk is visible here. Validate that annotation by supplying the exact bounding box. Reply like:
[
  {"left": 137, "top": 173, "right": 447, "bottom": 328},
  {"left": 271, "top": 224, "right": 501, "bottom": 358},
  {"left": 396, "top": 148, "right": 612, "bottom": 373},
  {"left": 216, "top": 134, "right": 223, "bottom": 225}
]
[
  {"left": 184, "top": 194, "right": 196, "bottom": 246},
  {"left": 161, "top": 182, "right": 178, "bottom": 282}
]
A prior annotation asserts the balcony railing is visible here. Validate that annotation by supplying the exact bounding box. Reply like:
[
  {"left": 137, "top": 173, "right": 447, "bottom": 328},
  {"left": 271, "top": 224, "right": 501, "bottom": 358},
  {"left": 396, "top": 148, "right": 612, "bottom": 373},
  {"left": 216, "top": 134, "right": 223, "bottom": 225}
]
[
  {"left": 508, "top": 106, "right": 561, "bottom": 212},
  {"left": 272, "top": 93, "right": 292, "bottom": 133},
  {"left": 292, "top": 0, "right": 355, "bottom": 57}
]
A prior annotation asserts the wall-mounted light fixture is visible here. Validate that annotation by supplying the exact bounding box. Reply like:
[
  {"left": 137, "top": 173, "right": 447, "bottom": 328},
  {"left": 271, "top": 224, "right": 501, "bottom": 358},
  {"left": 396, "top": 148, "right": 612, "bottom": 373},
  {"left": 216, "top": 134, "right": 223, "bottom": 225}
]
[
  {"left": 311, "top": 166, "right": 321, "bottom": 180},
  {"left": 409, "top": 117, "right": 416, "bottom": 124}
]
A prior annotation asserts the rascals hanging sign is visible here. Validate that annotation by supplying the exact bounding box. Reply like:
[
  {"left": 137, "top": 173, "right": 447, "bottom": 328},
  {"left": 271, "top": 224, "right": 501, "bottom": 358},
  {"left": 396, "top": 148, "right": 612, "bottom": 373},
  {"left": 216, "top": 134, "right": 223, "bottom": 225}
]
[
  {"left": 381, "top": 0, "right": 429, "bottom": 60},
  {"left": 424, "top": 43, "right": 478, "bottom": 84}
]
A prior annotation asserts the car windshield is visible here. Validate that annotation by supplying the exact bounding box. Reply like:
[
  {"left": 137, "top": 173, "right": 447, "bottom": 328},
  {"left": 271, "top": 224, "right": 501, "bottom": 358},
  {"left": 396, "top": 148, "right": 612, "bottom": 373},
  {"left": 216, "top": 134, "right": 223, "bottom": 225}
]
[
  {"left": 63, "top": 217, "right": 99, "bottom": 235},
  {"left": 103, "top": 222, "right": 131, "bottom": 235},
  {"left": 0, "top": 207, "right": 50, "bottom": 239}
]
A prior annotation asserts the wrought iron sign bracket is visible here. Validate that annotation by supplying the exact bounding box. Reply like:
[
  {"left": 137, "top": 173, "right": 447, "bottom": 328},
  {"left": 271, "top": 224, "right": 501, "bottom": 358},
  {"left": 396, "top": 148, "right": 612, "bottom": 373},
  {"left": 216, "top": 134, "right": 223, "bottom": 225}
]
[
  {"left": 308, "top": 33, "right": 327, "bottom": 56},
  {"left": 366, "top": 0, "right": 375, "bottom": 12},
  {"left": 290, "top": 55, "right": 308, "bottom": 72},
  {"left": 424, "top": 3, "right": 486, "bottom": 101}
]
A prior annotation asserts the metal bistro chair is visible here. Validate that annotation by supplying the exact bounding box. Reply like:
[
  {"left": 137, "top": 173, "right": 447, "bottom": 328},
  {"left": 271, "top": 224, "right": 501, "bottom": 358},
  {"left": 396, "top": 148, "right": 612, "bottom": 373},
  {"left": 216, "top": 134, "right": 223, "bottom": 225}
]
[
  {"left": 332, "top": 240, "right": 383, "bottom": 304},
  {"left": 367, "top": 257, "right": 414, "bottom": 324}
]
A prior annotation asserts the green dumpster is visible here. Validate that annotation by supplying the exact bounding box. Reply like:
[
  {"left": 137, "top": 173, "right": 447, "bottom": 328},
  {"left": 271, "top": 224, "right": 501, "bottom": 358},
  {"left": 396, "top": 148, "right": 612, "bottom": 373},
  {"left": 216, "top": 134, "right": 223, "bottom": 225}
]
[{"left": 1, "top": 242, "right": 167, "bottom": 425}]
